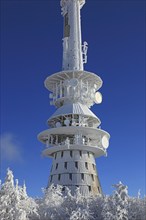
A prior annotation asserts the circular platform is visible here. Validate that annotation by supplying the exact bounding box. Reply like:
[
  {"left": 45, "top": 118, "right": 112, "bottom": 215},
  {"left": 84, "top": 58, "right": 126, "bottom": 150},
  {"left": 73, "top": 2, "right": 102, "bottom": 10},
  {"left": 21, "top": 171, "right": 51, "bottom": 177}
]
[
  {"left": 38, "top": 126, "right": 109, "bottom": 142},
  {"left": 44, "top": 70, "right": 103, "bottom": 92},
  {"left": 42, "top": 144, "right": 106, "bottom": 158}
]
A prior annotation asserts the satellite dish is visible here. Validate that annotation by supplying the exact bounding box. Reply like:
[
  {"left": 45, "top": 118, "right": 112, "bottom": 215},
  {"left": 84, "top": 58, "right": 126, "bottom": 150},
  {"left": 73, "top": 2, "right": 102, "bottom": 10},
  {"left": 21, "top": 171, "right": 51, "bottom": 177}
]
[
  {"left": 94, "top": 92, "right": 102, "bottom": 104},
  {"left": 64, "top": 119, "right": 70, "bottom": 126},
  {"left": 56, "top": 122, "right": 61, "bottom": 127},
  {"left": 49, "top": 93, "right": 53, "bottom": 98},
  {"left": 63, "top": 79, "right": 70, "bottom": 86},
  {"left": 70, "top": 78, "right": 78, "bottom": 87},
  {"left": 102, "top": 135, "right": 109, "bottom": 149}
]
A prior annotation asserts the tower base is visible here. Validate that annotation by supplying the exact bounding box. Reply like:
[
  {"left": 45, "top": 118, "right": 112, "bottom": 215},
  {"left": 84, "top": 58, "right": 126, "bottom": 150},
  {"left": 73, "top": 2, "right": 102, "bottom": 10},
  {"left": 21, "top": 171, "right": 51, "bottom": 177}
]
[{"left": 48, "top": 149, "right": 102, "bottom": 196}]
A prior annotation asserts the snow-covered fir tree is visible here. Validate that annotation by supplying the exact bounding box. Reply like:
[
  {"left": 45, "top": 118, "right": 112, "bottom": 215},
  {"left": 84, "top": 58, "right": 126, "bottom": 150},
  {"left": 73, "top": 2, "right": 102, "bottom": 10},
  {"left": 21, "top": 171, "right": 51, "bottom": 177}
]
[
  {"left": 0, "top": 168, "right": 39, "bottom": 220},
  {"left": 110, "top": 181, "right": 129, "bottom": 220},
  {"left": 0, "top": 169, "right": 146, "bottom": 220},
  {"left": 38, "top": 184, "right": 64, "bottom": 220},
  {"left": 128, "top": 195, "right": 146, "bottom": 220}
]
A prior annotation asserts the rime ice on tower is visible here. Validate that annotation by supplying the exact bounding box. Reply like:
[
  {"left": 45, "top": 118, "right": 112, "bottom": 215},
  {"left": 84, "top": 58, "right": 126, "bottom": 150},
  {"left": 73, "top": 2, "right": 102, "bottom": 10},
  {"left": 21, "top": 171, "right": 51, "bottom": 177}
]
[{"left": 38, "top": 0, "right": 110, "bottom": 196}]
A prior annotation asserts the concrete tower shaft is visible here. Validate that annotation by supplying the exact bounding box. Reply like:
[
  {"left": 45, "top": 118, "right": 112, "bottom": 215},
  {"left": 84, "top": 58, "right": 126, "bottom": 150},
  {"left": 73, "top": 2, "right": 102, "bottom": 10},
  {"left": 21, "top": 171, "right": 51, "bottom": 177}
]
[{"left": 61, "top": 0, "right": 87, "bottom": 71}]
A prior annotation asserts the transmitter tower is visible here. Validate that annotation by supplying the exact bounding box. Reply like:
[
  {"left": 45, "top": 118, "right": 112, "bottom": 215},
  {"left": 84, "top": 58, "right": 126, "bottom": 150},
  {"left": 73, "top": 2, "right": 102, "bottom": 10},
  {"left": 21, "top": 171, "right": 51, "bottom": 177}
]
[{"left": 38, "top": 0, "right": 110, "bottom": 196}]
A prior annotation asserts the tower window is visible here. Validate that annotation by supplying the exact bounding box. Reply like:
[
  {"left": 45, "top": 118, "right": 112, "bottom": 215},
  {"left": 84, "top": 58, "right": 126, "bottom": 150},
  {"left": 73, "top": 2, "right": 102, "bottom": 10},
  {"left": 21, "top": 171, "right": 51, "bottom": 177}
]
[
  {"left": 56, "top": 163, "right": 58, "bottom": 170},
  {"left": 70, "top": 151, "right": 73, "bottom": 157},
  {"left": 50, "top": 175, "right": 52, "bottom": 182},
  {"left": 54, "top": 153, "right": 57, "bottom": 159},
  {"left": 98, "top": 186, "right": 100, "bottom": 193},
  {"left": 85, "top": 162, "right": 88, "bottom": 169},
  {"left": 88, "top": 186, "right": 91, "bottom": 192},
  {"left": 64, "top": 162, "right": 67, "bottom": 169},
  {"left": 61, "top": 151, "right": 64, "bottom": 157},
  {"left": 58, "top": 174, "right": 61, "bottom": 181},
  {"left": 75, "top": 161, "right": 78, "bottom": 169},
  {"left": 64, "top": 13, "right": 70, "bottom": 37},
  {"left": 69, "top": 173, "right": 72, "bottom": 180},
  {"left": 92, "top": 164, "right": 95, "bottom": 170},
  {"left": 50, "top": 165, "right": 53, "bottom": 172},
  {"left": 81, "top": 173, "right": 84, "bottom": 180},
  {"left": 64, "top": 13, "right": 68, "bottom": 26},
  {"left": 79, "top": 151, "right": 82, "bottom": 157},
  {"left": 91, "top": 174, "right": 94, "bottom": 181},
  {"left": 87, "top": 152, "right": 90, "bottom": 157}
]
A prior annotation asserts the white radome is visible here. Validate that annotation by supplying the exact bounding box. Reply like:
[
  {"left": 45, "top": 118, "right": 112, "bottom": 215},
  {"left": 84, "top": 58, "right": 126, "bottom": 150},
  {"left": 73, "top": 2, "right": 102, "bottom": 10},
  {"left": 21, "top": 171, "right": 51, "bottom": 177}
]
[
  {"left": 94, "top": 92, "right": 102, "bottom": 104},
  {"left": 102, "top": 135, "right": 109, "bottom": 149}
]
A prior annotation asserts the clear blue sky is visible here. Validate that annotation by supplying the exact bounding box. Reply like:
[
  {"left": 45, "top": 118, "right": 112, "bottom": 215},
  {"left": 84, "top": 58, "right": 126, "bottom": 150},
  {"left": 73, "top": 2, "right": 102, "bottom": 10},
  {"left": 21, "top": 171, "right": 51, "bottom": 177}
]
[{"left": 1, "top": 0, "right": 145, "bottom": 197}]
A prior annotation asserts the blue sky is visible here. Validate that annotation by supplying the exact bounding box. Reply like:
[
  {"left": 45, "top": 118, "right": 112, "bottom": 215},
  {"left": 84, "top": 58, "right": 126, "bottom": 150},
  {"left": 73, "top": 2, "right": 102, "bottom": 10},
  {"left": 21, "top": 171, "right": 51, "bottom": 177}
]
[{"left": 1, "top": 0, "right": 145, "bottom": 197}]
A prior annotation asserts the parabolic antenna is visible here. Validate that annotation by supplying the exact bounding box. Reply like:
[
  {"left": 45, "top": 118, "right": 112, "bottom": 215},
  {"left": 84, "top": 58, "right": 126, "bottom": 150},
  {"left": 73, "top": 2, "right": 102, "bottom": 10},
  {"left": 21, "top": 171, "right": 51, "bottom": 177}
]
[
  {"left": 94, "top": 92, "right": 102, "bottom": 104},
  {"left": 101, "top": 135, "right": 109, "bottom": 149},
  {"left": 56, "top": 122, "right": 61, "bottom": 127},
  {"left": 64, "top": 119, "right": 70, "bottom": 126},
  {"left": 70, "top": 78, "right": 79, "bottom": 87}
]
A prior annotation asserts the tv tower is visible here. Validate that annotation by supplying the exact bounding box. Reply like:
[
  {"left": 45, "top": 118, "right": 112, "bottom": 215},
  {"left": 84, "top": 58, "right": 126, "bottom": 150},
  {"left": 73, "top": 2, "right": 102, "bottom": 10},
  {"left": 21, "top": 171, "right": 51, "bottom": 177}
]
[{"left": 38, "top": 0, "right": 110, "bottom": 196}]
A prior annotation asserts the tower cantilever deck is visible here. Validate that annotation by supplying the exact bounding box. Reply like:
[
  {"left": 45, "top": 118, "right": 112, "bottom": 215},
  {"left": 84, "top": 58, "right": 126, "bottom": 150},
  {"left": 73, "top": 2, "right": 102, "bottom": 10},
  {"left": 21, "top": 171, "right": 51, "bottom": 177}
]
[{"left": 38, "top": 0, "right": 110, "bottom": 196}]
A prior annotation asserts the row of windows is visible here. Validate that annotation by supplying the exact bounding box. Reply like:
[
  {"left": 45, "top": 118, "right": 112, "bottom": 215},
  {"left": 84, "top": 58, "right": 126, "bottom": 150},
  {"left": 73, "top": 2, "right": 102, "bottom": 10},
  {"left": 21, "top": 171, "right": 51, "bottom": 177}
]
[
  {"left": 53, "top": 161, "right": 96, "bottom": 171},
  {"left": 62, "top": 185, "right": 92, "bottom": 192},
  {"left": 50, "top": 173, "right": 95, "bottom": 182},
  {"left": 54, "top": 151, "right": 93, "bottom": 159},
  {"left": 60, "top": 185, "right": 100, "bottom": 194}
]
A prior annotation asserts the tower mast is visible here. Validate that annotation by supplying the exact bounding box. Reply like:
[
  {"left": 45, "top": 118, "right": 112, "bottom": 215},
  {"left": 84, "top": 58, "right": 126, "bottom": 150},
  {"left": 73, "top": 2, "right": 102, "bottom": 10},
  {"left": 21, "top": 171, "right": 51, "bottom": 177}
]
[
  {"left": 38, "top": 0, "right": 110, "bottom": 196},
  {"left": 61, "top": 0, "right": 85, "bottom": 70}
]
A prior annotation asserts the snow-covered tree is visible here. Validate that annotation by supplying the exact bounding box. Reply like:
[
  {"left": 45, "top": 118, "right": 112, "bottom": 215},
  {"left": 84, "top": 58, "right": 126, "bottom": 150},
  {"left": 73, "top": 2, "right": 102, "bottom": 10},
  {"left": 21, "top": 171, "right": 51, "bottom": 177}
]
[
  {"left": 0, "top": 168, "right": 39, "bottom": 220},
  {"left": 38, "top": 184, "right": 64, "bottom": 220},
  {"left": 1, "top": 169, "right": 146, "bottom": 220},
  {"left": 38, "top": 185, "right": 93, "bottom": 220},
  {"left": 111, "top": 181, "right": 129, "bottom": 220},
  {"left": 62, "top": 187, "right": 92, "bottom": 220},
  {"left": 128, "top": 196, "right": 146, "bottom": 220},
  {"left": 0, "top": 168, "right": 20, "bottom": 220},
  {"left": 87, "top": 194, "right": 104, "bottom": 220},
  {"left": 101, "top": 195, "right": 115, "bottom": 220}
]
